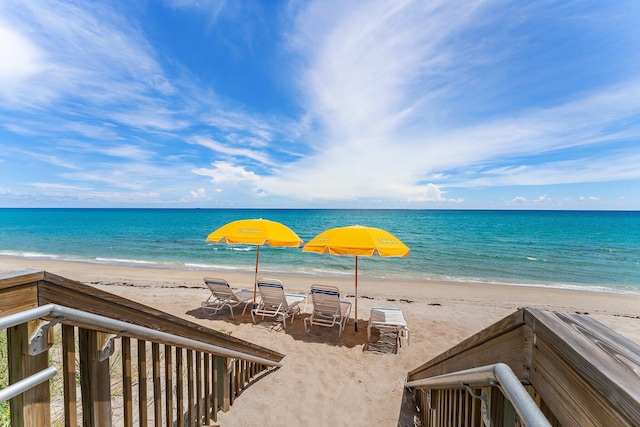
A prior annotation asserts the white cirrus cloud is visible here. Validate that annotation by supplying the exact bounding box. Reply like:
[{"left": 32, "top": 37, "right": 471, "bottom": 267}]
[
  {"left": 30, "top": 183, "right": 92, "bottom": 191},
  {"left": 192, "top": 161, "right": 261, "bottom": 184},
  {"left": 189, "top": 136, "right": 275, "bottom": 166}
]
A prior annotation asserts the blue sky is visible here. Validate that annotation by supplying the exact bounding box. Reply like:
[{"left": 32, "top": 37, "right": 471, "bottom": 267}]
[{"left": 1, "top": 1, "right": 639, "bottom": 209}]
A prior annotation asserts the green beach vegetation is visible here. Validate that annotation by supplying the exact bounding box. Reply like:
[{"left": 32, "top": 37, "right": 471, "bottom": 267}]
[
  {"left": 0, "top": 324, "right": 181, "bottom": 425},
  {"left": 0, "top": 326, "right": 68, "bottom": 426},
  {"left": 1, "top": 330, "right": 9, "bottom": 426}
]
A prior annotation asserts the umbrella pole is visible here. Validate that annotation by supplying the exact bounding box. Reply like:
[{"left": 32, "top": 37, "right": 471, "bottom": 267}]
[
  {"left": 253, "top": 245, "right": 260, "bottom": 304},
  {"left": 355, "top": 256, "right": 358, "bottom": 332}
]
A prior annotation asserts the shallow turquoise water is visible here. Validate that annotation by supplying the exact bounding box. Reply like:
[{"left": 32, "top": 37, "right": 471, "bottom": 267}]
[{"left": 0, "top": 208, "right": 638, "bottom": 294}]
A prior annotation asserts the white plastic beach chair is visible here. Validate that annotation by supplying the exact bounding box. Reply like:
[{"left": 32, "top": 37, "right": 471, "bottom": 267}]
[
  {"left": 367, "top": 307, "right": 410, "bottom": 347},
  {"left": 201, "top": 277, "right": 254, "bottom": 319},
  {"left": 251, "top": 278, "right": 307, "bottom": 328},
  {"left": 304, "top": 285, "right": 351, "bottom": 337}
]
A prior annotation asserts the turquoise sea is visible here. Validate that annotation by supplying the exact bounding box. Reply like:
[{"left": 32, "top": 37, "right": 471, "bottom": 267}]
[{"left": 0, "top": 209, "right": 639, "bottom": 294}]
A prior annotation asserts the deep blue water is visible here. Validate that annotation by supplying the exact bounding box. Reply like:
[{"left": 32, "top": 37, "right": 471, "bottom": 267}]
[{"left": 0, "top": 209, "right": 638, "bottom": 294}]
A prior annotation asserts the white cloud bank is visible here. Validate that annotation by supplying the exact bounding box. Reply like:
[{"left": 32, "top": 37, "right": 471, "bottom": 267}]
[
  {"left": 247, "top": 1, "right": 640, "bottom": 203},
  {"left": 1, "top": 0, "right": 639, "bottom": 208}
]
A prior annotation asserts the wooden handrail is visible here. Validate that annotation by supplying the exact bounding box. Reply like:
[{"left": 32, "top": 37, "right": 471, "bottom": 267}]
[
  {"left": 0, "top": 269, "right": 285, "bottom": 426},
  {"left": 1, "top": 304, "right": 282, "bottom": 367},
  {"left": 406, "top": 308, "right": 640, "bottom": 426},
  {"left": 0, "top": 269, "right": 284, "bottom": 363},
  {"left": 406, "top": 363, "right": 551, "bottom": 427}
]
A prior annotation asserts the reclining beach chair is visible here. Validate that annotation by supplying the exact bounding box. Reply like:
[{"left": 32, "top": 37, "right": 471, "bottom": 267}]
[
  {"left": 201, "top": 277, "right": 254, "bottom": 319},
  {"left": 304, "top": 285, "right": 352, "bottom": 337},
  {"left": 251, "top": 278, "right": 307, "bottom": 328},
  {"left": 367, "top": 307, "right": 410, "bottom": 347}
]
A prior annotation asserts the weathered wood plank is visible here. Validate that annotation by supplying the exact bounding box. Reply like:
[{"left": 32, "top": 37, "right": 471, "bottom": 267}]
[
  {"left": 62, "top": 324, "right": 77, "bottom": 427},
  {"left": 203, "top": 353, "right": 210, "bottom": 425},
  {"left": 217, "top": 357, "right": 230, "bottom": 413},
  {"left": 408, "top": 308, "right": 640, "bottom": 426},
  {"left": 527, "top": 309, "right": 640, "bottom": 425},
  {"left": 196, "top": 351, "right": 202, "bottom": 426},
  {"left": 37, "top": 273, "right": 284, "bottom": 362},
  {"left": 0, "top": 284, "right": 38, "bottom": 317},
  {"left": 152, "top": 342, "right": 162, "bottom": 427},
  {"left": 408, "top": 309, "right": 526, "bottom": 380},
  {"left": 0, "top": 270, "right": 282, "bottom": 427},
  {"left": 243, "top": 360, "right": 247, "bottom": 388},
  {"left": 212, "top": 355, "right": 219, "bottom": 422},
  {"left": 138, "top": 340, "right": 148, "bottom": 426},
  {"left": 489, "top": 386, "right": 504, "bottom": 427},
  {"left": 0, "top": 270, "right": 43, "bottom": 288},
  {"left": 176, "top": 347, "right": 184, "bottom": 427},
  {"left": 531, "top": 338, "right": 631, "bottom": 426},
  {"left": 138, "top": 340, "right": 149, "bottom": 426},
  {"left": 122, "top": 337, "right": 133, "bottom": 427},
  {"left": 186, "top": 349, "right": 194, "bottom": 427},
  {"left": 408, "top": 326, "right": 532, "bottom": 381},
  {"left": 230, "top": 359, "right": 236, "bottom": 406},
  {"left": 78, "top": 328, "right": 111, "bottom": 427},
  {"left": 527, "top": 310, "right": 640, "bottom": 393},
  {"left": 7, "top": 322, "right": 51, "bottom": 427},
  {"left": 437, "top": 389, "right": 443, "bottom": 426},
  {"left": 164, "top": 344, "right": 174, "bottom": 426}
]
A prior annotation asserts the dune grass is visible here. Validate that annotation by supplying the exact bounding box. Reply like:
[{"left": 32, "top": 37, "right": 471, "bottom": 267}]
[
  {"left": 0, "top": 330, "right": 9, "bottom": 426},
  {"left": 0, "top": 324, "right": 203, "bottom": 426},
  {"left": 0, "top": 327, "right": 67, "bottom": 426}
]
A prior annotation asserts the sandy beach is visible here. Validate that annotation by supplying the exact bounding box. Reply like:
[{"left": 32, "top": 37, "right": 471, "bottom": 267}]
[{"left": 2, "top": 256, "right": 640, "bottom": 426}]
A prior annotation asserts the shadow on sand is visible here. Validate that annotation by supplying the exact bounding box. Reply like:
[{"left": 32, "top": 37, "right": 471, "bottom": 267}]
[
  {"left": 186, "top": 305, "right": 400, "bottom": 353},
  {"left": 185, "top": 305, "right": 416, "bottom": 424}
]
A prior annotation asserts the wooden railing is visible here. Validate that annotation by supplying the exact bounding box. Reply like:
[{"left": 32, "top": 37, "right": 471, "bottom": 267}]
[
  {"left": 406, "top": 308, "right": 640, "bottom": 427},
  {"left": 0, "top": 270, "right": 285, "bottom": 426}
]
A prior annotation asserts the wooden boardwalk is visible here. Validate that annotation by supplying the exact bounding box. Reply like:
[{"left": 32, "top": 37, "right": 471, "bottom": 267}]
[
  {"left": 407, "top": 308, "right": 640, "bottom": 426},
  {"left": 1, "top": 269, "right": 284, "bottom": 426}
]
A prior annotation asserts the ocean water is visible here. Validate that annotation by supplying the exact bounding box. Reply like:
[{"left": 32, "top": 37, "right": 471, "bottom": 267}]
[{"left": 0, "top": 208, "right": 638, "bottom": 294}]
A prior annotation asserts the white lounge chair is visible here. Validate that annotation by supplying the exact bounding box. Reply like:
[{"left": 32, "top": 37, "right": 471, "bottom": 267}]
[
  {"left": 201, "top": 277, "right": 254, "bottom": 319},
  {"left": 251, "top": 278, "right": 307, "bottom": 328},
  {"left": 304, "top": 285, "right": 351, "bottom": 337},
  {"left": 367, "top": 307, "right": 410, "bottom": 347}
]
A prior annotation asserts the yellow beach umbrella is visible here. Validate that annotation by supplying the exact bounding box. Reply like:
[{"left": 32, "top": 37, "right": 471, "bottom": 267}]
[
  {"left": 302, "top": 225, "right": 409, "bottom": 331},
  {"left": 206, "top": 218, "right": 303, "bottom": 302}
]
